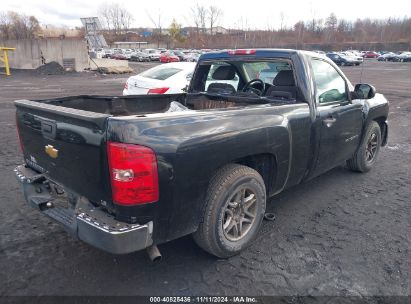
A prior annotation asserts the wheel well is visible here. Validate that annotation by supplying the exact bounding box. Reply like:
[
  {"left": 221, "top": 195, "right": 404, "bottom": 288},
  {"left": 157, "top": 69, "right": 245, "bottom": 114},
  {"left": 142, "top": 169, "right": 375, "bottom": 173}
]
[{"left": 233, "top": 153, "right": 277, "bottom": 195}]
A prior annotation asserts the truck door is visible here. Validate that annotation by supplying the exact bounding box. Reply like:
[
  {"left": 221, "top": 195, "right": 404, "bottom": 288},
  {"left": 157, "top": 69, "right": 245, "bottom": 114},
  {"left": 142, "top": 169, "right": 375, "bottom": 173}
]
[{"left": 311, "top": 58, "right": 363, "bottom": 175}]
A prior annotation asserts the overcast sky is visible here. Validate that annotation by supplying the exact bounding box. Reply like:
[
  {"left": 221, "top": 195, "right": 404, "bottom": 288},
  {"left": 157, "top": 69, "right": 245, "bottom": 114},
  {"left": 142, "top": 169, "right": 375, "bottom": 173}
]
[{"left": 2, "top": 0, "right": 410, "bottom": 30}]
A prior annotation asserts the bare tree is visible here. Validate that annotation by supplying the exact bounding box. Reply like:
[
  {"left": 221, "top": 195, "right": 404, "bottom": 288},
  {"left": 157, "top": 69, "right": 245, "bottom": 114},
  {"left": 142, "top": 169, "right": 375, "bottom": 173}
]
[
  {"left": 120, "top": 9, "right": 133, "bottom": 31},
  {"left": 0, "top": 11, "right": 41, "bottom": 39},
  {"left": 146, "top": 9, "right": 163, "bottom": 47},
  {"left": 191, "top": 4, "right": 207, "bottom": 33},
  {"left": 99, "top": 3, "right": 112, "bottom": 32},
  {"left": 308, "top": 2, "right": 317, "bottom": 32},
  {"left": 98, "top": 3, "right": 134, "bottom": 35},
  {"left": 190, "top": 4, "right": 207, "bottom": 47},
  {"left": 0, "top": 12, "right": 11, "bottom": 39},
  {"left": 294, "top": 21, "right": 305, "bottom": 48},
  {"left": 279, "top": 11, "right": 285, "bottom": 31},
  {"left": 325, "top": 13, "right": 338, "bottom": 42},
  {"left": 325, "top": 13, "right": 338, "bottom": 30},
  {"left": 208, "top": 6, "right": 222, "bottom": 35}
]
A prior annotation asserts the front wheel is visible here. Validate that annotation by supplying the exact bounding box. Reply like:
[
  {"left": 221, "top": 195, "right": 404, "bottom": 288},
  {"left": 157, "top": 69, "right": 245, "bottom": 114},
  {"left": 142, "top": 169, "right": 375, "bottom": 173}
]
[
  {"left": 347, "top": 121, "right": 382, "bottom": 172},
  {"left": 193, "top": 164, "right": 266, "bottom": 258}
]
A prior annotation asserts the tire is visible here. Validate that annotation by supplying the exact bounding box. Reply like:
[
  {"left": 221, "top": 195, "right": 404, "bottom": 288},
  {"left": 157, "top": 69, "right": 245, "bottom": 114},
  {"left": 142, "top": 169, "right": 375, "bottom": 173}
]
[
  {"left": 193, "top": 164, "right": 266, "bottom": 258},
  {"left": 347, "top": 121, "right": 382, "bottom": 173}
]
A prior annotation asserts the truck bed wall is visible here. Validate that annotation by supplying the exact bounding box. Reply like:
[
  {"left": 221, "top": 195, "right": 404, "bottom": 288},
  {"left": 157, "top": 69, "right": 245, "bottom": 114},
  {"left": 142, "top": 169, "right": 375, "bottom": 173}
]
[{"left": 33, "top": 93, "right": 294, "bottom": 117}]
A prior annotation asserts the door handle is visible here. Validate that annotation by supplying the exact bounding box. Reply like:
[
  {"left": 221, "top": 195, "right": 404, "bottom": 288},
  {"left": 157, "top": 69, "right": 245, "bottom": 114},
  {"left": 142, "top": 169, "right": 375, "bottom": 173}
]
[{"left": 323, "top": 117, "right": 337, "bottom": 127}]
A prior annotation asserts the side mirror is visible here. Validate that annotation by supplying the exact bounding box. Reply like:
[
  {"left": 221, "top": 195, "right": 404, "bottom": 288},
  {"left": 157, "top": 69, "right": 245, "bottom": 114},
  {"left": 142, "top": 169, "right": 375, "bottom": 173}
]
[{"left": 354, "top": 84, "right": 376, "bottom": 99}]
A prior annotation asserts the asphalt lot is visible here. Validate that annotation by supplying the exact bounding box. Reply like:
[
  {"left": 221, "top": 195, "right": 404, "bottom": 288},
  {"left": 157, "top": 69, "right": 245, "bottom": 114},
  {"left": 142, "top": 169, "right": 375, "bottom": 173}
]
[{"left": 0, "top": 60, "right": 410, "bottom": 296}]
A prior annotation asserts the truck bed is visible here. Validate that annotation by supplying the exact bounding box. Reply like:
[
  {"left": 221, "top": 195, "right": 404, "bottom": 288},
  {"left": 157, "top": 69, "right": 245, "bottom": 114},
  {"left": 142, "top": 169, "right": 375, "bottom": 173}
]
[
  {"left": 22, "top": 93, "right": 292, "bottom": 118},
  {"left": 14, "top": 93, "right": 295, "bottom": 210}
]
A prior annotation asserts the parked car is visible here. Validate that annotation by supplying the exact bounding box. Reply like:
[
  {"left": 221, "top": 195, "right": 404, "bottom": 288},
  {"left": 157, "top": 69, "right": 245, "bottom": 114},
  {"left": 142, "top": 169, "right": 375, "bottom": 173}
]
[
  {"left": 363, "top": 51, "right": 380, "bottom": 58},
  {"left": 111, "top": 53, "right": 128, "bottom": 60},
  {"left": 160, "top": 52, "right": 180, "bottom": 63},
  {"left": 377, "top": 52, "right": 400, "bottom": 62},
  {"left": 100, "top": 49, "right": 113, "bottom": 58},
  {"left": 170, "top": 50, "right": 187, "bottom": 61},
  {"left": 123, "top": 62, "right": 195, "bottom": 95},
  {"left": 326, "top": 53, "right": 356, "bottom": 66},
  {"left": 129, "top": 51, "right": 151, "bottom": 62},
  {"left": 185, "top": 52, "right": 200, "bottom": 62},
  {"left": 122, "top": 50, "right": 135, "bottom": 60},
  {"left": 345, "top": 50, "right": 363, "bottom": 57},
  {"left": 340, "top": 52, "right": 363, "bottom": 65},
  {"left": 397, "top": 52, "right": 411, "bottom": 62},
  {"left": 143, "top": 49, "right": 161, "bottom": 61},
  {"left": 14, "top": 49, "right": 388, "bottom": 259}
]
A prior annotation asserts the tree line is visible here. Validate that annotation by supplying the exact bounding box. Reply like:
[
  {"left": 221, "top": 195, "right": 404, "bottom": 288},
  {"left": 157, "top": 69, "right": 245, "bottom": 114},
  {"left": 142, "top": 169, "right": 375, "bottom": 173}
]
[
  {"left": 0, "top": 7, "right": 410, "bottom": 51},
  {"left": 0, "top": 11, "right": 41, "bottom": 39},
  {"left": 97, "top": 3, "right": 410, "bottom": 50},
  {"left": 98, "top": 3, "right": 223, "bottom": 48}
]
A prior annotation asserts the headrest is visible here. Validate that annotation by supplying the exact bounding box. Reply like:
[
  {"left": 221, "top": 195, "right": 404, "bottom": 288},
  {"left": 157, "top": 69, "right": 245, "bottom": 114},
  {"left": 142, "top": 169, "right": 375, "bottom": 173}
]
[
  {"left": 212, "top": 65, "right": 236, "bottom": 80},
  {"left": 273, "top": 70, "right": 295, "bottom": 86},
  {"left": 207, "top": 83, "right": 236, "bottom": 94}
]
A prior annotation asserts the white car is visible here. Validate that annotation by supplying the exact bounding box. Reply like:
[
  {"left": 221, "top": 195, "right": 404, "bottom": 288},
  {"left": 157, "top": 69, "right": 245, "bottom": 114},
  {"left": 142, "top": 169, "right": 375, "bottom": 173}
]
[
  {"left": 143, "top": 49, "right": 161, "bottom": 61},
  {"left": 345, "top": 50, "right": 363, "bottom": 57},
  {"left": 398, "top": 52, "right": 411, "bottom": 62},
  {"left": 340, "top": 52, "right": 363, "bottom": 65},
  {"left": 123, "top": 62, "right": 196, "bottom": 95}
]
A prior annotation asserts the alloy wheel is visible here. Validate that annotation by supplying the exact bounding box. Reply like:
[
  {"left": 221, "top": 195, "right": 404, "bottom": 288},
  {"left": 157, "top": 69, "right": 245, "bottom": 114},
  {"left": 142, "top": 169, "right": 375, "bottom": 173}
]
[
  {"left": 222, "top": 187, "right": 257, "bottom": 241},
  {"left": 365, "top": 133, "right": 378, "bottom": 162}
]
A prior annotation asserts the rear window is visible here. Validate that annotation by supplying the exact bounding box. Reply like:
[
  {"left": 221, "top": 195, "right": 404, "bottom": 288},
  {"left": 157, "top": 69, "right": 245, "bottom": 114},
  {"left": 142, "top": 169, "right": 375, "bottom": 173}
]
[{"left": 140, "top": 67, "right": 182, "bottom": 80}]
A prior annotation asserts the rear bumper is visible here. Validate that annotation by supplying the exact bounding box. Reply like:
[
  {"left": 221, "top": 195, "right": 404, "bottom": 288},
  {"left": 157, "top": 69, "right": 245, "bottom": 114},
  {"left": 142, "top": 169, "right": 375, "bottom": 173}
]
[{"left": 14, "top": 165, "right": 153, "bottom": 254}]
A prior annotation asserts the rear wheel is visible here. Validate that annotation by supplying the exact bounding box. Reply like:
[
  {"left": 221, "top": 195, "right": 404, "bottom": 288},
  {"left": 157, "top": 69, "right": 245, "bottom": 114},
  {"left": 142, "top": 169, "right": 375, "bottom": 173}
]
[
  {"left": 193, "top": 164, "right": 266, "bottom": 258},
  {"left": 347, "top": 121, "right": 382, "bottom": 173}
]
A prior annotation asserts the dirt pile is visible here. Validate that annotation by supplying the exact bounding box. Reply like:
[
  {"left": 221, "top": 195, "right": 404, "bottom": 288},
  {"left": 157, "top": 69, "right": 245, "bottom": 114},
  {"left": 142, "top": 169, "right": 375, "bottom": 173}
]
[{"left": 35, "top": 62, "right": 65, "bottom": 75}]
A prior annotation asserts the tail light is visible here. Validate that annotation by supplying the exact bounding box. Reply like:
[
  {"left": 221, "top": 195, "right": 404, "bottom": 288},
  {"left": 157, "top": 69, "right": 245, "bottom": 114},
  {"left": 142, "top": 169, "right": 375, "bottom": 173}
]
[
  {"left": 107, "top": 142, "right": 159, "bottom": 205},
  {"left": 147, "top": 87, "right": 169, "bottom": 94},
  {"left": 124, "top": 82, "right": 128, "bottom": 90},
  {"left": 228, "top": 49, "right": 256, "bottom": 55}
]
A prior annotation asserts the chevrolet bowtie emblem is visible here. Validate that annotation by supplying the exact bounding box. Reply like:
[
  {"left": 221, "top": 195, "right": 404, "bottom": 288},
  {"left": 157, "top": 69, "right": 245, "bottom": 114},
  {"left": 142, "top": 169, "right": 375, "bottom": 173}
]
[{"left": 45, "top": 145, "right": 58, "bottom": 158}]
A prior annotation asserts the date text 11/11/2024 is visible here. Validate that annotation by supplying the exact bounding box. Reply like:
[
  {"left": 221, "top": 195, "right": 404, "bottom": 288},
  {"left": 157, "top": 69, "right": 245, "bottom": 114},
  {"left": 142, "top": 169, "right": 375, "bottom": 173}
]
[{"left": 149, "top": 296, "right": 258, "bottom": 303}]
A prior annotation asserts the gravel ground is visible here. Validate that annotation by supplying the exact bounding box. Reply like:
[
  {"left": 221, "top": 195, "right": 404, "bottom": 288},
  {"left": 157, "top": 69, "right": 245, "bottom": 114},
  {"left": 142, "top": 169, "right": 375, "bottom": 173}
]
[{"left": 0, "top": 60, "right": 410, "bottom": 296}]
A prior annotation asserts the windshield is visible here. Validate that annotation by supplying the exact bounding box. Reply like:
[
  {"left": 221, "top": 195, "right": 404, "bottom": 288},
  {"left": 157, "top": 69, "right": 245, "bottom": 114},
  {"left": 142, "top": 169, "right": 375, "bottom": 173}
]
[
  {"left": 243, "top": 62, "right": 292, "bottom": 84},
  {"left": 140, "top": 67, "right": 182, "bottom": 80}
]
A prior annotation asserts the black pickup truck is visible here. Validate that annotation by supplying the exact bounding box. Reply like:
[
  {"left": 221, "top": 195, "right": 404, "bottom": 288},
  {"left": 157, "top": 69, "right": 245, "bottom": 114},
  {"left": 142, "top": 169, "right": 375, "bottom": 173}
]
[{"left": 14, "top": 49, "right": 388, "bottom": 259}]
